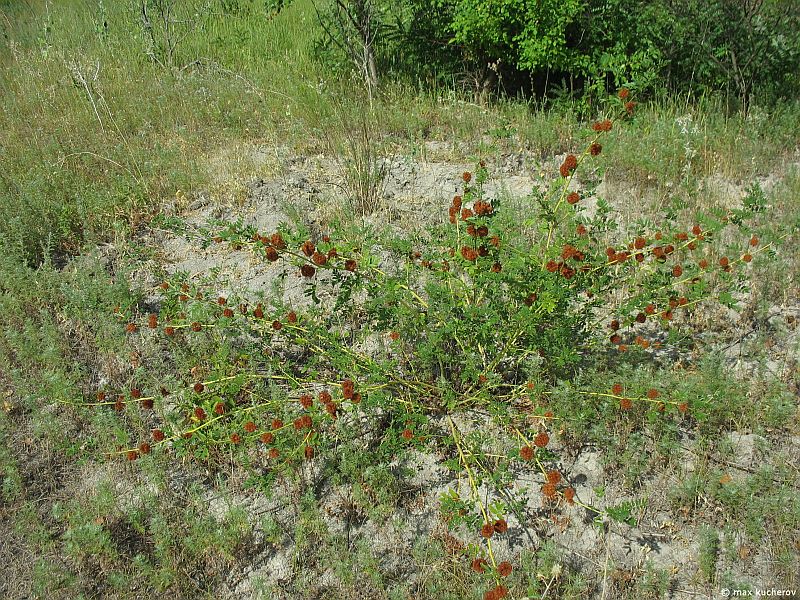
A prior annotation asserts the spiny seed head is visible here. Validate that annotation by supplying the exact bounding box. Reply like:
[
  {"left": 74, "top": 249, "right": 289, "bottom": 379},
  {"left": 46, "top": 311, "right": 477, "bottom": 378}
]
[
  {"left": 351, "top": 392, "right": 361, "bottom": 404},
  {"left": 152, "top": 429, "right": 165, "bottom": 442},
  {"left": 230, "top": 433, "right": 241, "bottom": 444},
  {"left": 634, "top": 237, "right": 647, "bottom": 249},
  {"left": 577, "top": 224, "right": 587, "bottom": 236},
  {"left": 287, "top": 311, "right": 297, "bottom": 323},
  {"left": 589, "top": 142, "right": 602, "bottom": 156},
  {"left": 223, "top": 308, "right": 234, "bottom": 318},
  {"left": 547, "top": 470, "right": 561, "bottom": 484},
  {"left": 484, "top": 586, "right": 509, "bottom": 600},
  {"left": 620, "top": 398, "right": 633, "bottom": 410},
  {"left": 191, "top": 322, "right": 202, "bottom": 332},
  {"left": 743, "top": 253, "right": 752, "bottom": 262},
  {"left": 452, "top": 195, "right": 462, "bottom": 209},
  {"left": 139, "top": 442, "right": 151, "bottom": 454},
  {"left": 319, "top": 391, "right": 332, "bottom": 404},
  {"left": 401, "top": 428, "right": 414, "bottom": 440},
  {"left": 563, "top": 487, "right": 576, "bottom": 504},
  {"left": 612, "top": 383, "right": 623, "bottom": 395},
  {"left": 254, "top": 304, "right": 264, "bottom": 318},
  {"left": 214, "top": 402, "right": 225, "bottom": 415},
  {"left": 341, "top": 379, "right": 354, "bottom": 399},
  {"left": 260, "top": 432, "right": 274, "bottom": 444},
  {"left": 125, "top": 323, "right": 138, "bottom": 333},
  {"left": 304, "top": 445, "right": 314, "bottom": 459},
  {"left": 520, "top": 445, "right": 534, "bottom": 461},
  {"left": 299, "top": 395, "right": 313, "bottom": 409},
  {"left": 471, "top": 558, "right": 487, "bottom": 573},
  {"left": 618, "top": 88, "right": 630, "bottom": 99},
  {"left": 534, "top": 432, "right": 550, "bottom": 448},
  {"left": 592, "top": 119, "right": 613, "bottom": 132},
  {"left": 645, "top": 304, "right": 656, "bottom": 315},
  {"left": 636, "top": 312, "right": 646, "bottom": 323},
  {"left": 344, "top": 259, "right": 357, "bottom": 271},
  {"left": 148, "top": 314, "right": 158, "bottom": 328},
  {"left": 749, "top": 235, "right": 759, "bottom": 247},
  {"left": 272, "top": 320, "right": 282, "bottom": 331},
  {"left": 719, "top": 256, "right": 729, "bottom": 267},
  {"left": 300, "top": 264, "right": 316, "bottom": 278},
  {"left": 126, "top": 450, "right": 138, "bottom": 461},
  {"left": 193, "top": 383, "right": 204, "bottom": 393},
  {"left": 141, "top": 398, "right": 154, "bottom": 410},
  {"left": 271, "top": 232, "right": 286, "bottom": 250},
  {"left": 497, "top": 561, "right": 513, "bottom": 577},
  {"left": 194, "top": 407, "right": 206, "bottom": 420},
  {"left": 130, "top": 388, "right": 142, "bottom": 399},
  {"left": 646, "top": 388, "right": 659, "bottom": 399},
  {"left": 271, "top": 418, "right": 283, "bottom": 430},
  {"left": 463, "top": 171, "right": 472, "bottom": 183},
  {"left": 96, "top": 391, "right": 106, "bottom": 402},
  {"left": 268, "top": 448, "right": 279, "bottom": 459},
  {"left": 493, "top": 519, "right": 508, "bottom": 533},
  {"left": 311, "top": 251, "right": 327, "bottom": 266},
  {"left": 564, "top": 154, "right": 578, "bottom": 170},
  {"left": 265, "top": 247, "right": 279, "bottom": 261},
  {"left": 301, "top": 241, "right": 315, "bottom": 257},
  {"left": 461, "top": 246, "right": 478, "bottom": 261},
  {"left": 672, "top": 265, "right": 683, "bottom": 277},
  {"left": 678, "top": 402, "right": 689, "bottom": 413},
  {"left": 160, "top": 281, "right": 170, "bottom": 290},
  {"left": 480, "top": 523, "right": 494, "bottom": 538},
  {"left": 244, "top": 421, "right": 257, "bottom": 433},
  {"left": 542, "top": 482, "right": 558, "bottom": 498},
  {"left": 567, "top": 192, "right": 580, "bottom": 205},
  {"left": 559, "top": 265, "right": 575, "bottom": 279},
  {"left": 217, "top": 296, "right": 227, "bottom": 305}
]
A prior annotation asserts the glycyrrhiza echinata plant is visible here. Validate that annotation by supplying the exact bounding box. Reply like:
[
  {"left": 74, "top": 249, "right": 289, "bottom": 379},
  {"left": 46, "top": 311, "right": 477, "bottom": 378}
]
[{"left": 76, "top": 91, "right": 783, "bottom": 599}]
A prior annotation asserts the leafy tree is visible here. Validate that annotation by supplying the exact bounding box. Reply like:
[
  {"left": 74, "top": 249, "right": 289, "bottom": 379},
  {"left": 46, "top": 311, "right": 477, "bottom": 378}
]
[{"left": 401, "top": 0, "right": 800, "bottom": 104}]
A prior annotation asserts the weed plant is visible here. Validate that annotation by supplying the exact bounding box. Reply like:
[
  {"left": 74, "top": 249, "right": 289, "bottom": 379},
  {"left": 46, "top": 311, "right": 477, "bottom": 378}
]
[{"left": 74, "top": 92, "right": 788, "bottom": 600}]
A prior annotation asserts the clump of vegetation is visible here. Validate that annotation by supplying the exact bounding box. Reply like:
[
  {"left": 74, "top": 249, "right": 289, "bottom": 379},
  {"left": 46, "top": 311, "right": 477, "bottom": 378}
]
[
  {"left": 1, "top": 2, "right": 798, "bottom": 598},
  {"left": 74, "top": 92, "right": 785, "bottom": 598}
]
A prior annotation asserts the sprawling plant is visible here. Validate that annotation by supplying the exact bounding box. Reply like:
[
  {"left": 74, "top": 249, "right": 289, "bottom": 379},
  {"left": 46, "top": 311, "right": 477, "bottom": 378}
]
[{"left": 82, "top": 94, "right": 778, "bottom": 598}]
